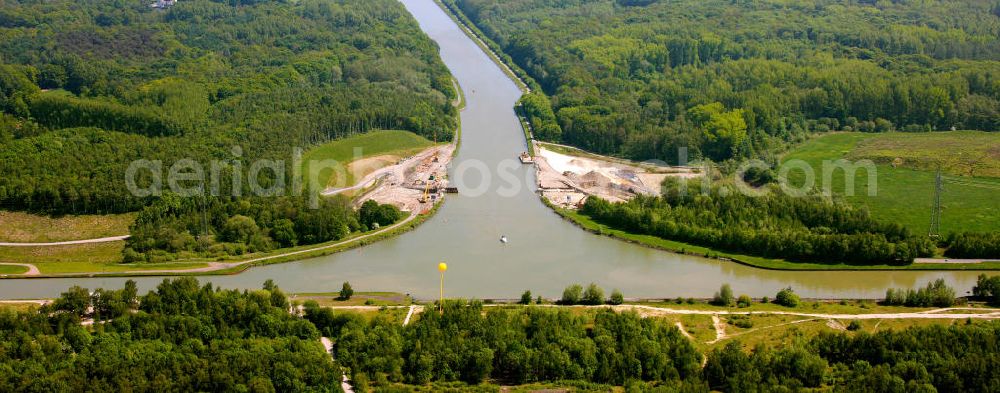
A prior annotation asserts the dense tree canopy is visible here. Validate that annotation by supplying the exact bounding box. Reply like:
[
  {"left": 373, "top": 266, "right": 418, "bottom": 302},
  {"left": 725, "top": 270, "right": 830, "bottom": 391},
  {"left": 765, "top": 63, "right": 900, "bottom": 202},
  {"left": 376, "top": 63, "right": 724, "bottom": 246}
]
[
  {"left": 124, "top": 193, "right": 404, "bottom": 261},
  {"left": 318, "top": 300, "right": 703, "bottom": 389},
  {"left": 448, "top": 0, "right": 1000, "bottom": 162},
  {"left": 0, "top": 278, "right": 341, "bottom": 392},
  {"left": 707, "top": 320, "right": 1000, "bottom": 392},
  {"left": 580, "top": 180, "right": 935, "bottom": 265},
  {"left": 0, "top": 0, "right": 457, "bottom": 215}
]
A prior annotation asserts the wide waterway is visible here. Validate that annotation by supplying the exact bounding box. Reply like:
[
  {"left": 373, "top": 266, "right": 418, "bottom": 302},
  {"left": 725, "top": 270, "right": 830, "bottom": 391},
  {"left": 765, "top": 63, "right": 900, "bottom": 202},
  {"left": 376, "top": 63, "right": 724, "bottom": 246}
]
[{"left": 0, "top": 0, "right": 991, "bottom": 299}]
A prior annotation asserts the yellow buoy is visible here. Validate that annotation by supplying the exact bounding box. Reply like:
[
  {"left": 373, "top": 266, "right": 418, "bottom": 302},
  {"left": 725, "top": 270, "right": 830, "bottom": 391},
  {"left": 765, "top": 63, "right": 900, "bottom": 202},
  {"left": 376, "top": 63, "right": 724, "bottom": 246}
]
[{"left": 438, "top": 262, "right": 448, "bottom": 272}]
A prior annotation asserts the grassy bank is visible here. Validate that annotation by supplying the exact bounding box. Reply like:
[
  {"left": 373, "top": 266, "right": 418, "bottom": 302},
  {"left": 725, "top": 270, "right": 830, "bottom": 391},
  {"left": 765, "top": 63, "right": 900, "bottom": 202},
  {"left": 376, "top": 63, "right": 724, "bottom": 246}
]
[
  {"left": 0, "top": 265, "right": 28, "bottom": 275},
  {"left": 553, "top": 205, "right": 1000, "bottom": 271}
]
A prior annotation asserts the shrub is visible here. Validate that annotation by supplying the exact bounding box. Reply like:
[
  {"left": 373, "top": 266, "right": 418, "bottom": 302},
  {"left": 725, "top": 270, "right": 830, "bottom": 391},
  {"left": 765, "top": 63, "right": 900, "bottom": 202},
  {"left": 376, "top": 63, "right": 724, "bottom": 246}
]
[
  {"left": 609, "top": 289, "right": 624, "bottom": 305},
  {"left": 712, "top": 284, "right": 735, "bottom": 306},
  {"left": 520, "top": 290, "right": 532, "bottom": 305},
  {"left": 737, "top": 295, "right": 752, "bottom": 308},
  {"left": 847, "top": 321, "right": 862, "bottom": 331},
  {"left": 583, "top": 283, "right": 605, "bottom": 305},
  {"left": 884, "top": 279, "right": 955, "bottom": 307},
  {"left": 338, "top": 282, "right": 354, "bottom": 300},
  {"left": 728, "top": 315, "right": 754, "bottom": 328},
  {"left": 775, "top": 287, "right": 800, "bottom": 307},
  {"left": 561, "top": 284, "right": 583, "bottom": 305}
]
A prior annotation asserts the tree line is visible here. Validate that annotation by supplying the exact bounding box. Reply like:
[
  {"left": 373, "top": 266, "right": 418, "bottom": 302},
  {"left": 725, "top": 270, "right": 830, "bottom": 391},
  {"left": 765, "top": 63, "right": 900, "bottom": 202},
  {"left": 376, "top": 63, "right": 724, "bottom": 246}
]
[
  {"left": 579, "top": 181, "right": 935, "bottom": 265},
  {"left": 944, "top": 232, "right": 1000, "bottom": 259},
  {"left": 124, "top": 193, "right": 403, "bottom": 262}
]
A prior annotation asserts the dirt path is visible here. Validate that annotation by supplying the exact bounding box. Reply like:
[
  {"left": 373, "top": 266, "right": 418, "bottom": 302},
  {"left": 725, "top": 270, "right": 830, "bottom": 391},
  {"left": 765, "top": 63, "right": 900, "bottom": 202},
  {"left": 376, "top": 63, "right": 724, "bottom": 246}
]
[
  {"left": 403, "top": 305, "right": 417, "bottom": 326},
  {"left": 0, "top": 299, "right": 50, "bottom": 305},
  {"left": 320, "top": 337, "right": 354, "bottom": 393},
  {"left": 321, "top": 144, "right": 452, "bottom": 196},
  {"left": 609, "top": 304, "right": 1000, "bottom": 321},
  {"left": 709, "top": 315, "right": 726, "bottom": 344},
  {"left": 0, "top": 263, "right": 40, "bottom": 276},
  {"left": 825, "top": 319, "right": 847, "bottom": 331},
  {"left": 0, "top": 235, "right": 129, "bottom": 247},
  {"left": 675, "top": 322, "right": 694, "bottom": 340}
]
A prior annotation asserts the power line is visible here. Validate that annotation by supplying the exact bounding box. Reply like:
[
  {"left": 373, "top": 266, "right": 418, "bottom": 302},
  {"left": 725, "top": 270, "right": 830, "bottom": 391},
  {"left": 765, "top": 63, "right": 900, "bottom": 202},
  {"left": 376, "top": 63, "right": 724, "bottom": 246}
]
[{"left": 928, "top": 170, "right": 942, "bottom": 238}]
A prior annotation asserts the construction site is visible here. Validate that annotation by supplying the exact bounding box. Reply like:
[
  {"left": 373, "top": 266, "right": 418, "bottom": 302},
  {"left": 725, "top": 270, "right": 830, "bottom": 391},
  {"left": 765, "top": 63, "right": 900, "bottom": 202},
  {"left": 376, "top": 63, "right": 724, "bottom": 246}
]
[
  {"left": 533, "top": 142, "right": 701, "bottom": 209},
  {"left": 322, "top": 144, "right": 456, "bottom": 214}
]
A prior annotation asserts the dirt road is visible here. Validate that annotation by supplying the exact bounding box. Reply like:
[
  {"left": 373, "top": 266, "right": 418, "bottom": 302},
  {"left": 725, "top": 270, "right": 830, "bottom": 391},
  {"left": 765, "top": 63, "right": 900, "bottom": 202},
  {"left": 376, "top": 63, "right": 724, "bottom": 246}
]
[{"left": 0, "top": 235, "right": 129, "bottom": 247}]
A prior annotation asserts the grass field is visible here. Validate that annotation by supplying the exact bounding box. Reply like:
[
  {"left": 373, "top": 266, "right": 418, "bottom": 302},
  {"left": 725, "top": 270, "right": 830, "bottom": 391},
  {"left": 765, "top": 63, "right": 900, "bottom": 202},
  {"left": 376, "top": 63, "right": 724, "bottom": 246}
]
[
  {"left": 848, "top": 131, "right": 1000, "bottom": 178},
  {"left": 0, "top": 241, "right": 207, "bottom": 274},
  {"left": 0, "top": 211, "right": 135, "bottom": 243},
  {"left": 0, "top": 265, "right": 28, "bottom": 274},
  {"left": 300, "top": 130, "right": 435, "bottom": 189},
  {"left": 782, "top": 131, "right": 1000, "bottom": 234}
]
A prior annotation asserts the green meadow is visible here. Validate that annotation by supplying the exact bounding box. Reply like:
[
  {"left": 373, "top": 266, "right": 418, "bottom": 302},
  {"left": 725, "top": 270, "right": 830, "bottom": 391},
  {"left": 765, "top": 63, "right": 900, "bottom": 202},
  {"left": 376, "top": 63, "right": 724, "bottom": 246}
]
[
  {"left": 300, "top": 130, "right": 436, "bottom": 189},
  {"left": 782, "top": 132, "right": 1000, "bottom": 234}
]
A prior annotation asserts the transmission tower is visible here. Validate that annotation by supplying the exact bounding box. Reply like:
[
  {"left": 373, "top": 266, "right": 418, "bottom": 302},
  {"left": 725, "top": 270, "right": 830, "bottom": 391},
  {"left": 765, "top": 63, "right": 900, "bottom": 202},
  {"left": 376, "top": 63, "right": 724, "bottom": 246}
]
[{"left": 928, "top": 170, "right": 942, "bottom": 237}]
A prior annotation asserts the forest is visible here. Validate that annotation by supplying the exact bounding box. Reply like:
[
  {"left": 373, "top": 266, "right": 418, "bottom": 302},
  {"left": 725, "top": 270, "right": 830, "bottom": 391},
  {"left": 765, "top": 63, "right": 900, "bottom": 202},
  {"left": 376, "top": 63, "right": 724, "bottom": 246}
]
[
  {"left": 0, "top": 0, "right": 457, "bottom": 215},
  {"left": 0, "top": 278, "right": 342, "bottom": 392},
  {"left": 447, "top": 0, "right": 1000, "bottom": 163},
  {"left": 308, "top": 299, "right": 705, "bottom": 390},
  {"left": 580, "top": 180, "right": 935, "bottom": 265}
]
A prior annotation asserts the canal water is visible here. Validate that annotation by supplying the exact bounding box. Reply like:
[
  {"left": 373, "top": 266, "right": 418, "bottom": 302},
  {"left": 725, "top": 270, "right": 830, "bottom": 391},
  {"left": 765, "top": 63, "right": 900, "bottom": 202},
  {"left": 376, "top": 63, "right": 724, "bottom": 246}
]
[{"left": 0, "top": 0, "right": 989, "bottom": 299}]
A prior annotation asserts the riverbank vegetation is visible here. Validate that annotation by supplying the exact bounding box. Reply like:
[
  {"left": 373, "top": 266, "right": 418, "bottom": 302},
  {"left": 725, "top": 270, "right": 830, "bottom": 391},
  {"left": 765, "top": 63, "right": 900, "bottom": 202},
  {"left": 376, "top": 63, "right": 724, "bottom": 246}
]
[
  {"left": 580, "top": 180, "right": 934, "bottom": 266},
  {"left": 447, "top": 0, "right": 1000, "bottom": 165},
  {"left": 883, "top": 279, "right": 957, "bottom": 308}
]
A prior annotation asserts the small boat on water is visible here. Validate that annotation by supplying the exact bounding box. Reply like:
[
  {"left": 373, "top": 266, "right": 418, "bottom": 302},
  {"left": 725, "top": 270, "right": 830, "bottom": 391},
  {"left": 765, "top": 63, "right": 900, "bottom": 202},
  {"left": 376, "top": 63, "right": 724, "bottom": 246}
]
[{"left": 500, "top": 235, "right": 508, "bottom": 244}]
